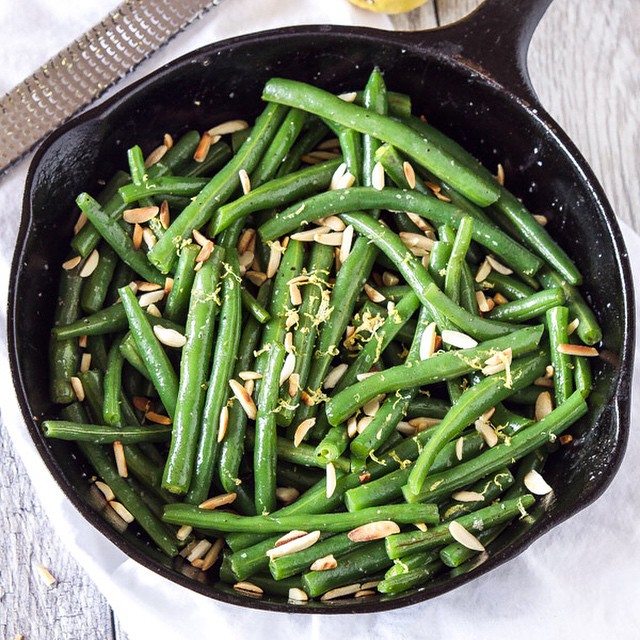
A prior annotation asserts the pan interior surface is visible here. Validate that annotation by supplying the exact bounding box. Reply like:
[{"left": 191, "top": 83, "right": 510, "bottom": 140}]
[{"left": 11, "top": 27, "right": 631, "bottom": 613}]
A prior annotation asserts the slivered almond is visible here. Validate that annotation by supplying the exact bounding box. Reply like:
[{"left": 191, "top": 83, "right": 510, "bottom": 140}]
[
  {"left": 164, "top": 277, "right": 174, "bottom": 294},
  {"left": 139, "top": 289, "right": 165, "bottom": 307},
  {"left": 567, "top": 318, "right": 580, "bottom": 336},
  {"left": 145, "top": 411, "right": 172, "bottom": 425},
  {"left": 294, "top": 418, "right": 316, "bottom": 447},
  {"left": 452, "top": 490, "right": 485, "bottom": 502},
  {"left": 80, "top": 352, "right": 92, "bottom": 373},
  {"left": 163, "top": 133, "right": 174, "bottom": 149},
  {"left": 326, "top": 462, "right": 337, "bottom": 498},
  {"left": 79, "top": 249, "right": 100, "bottom": 278},
  {"left": 132, "top": 223, "right": 143, "bottom": 250},
  {"left": 62, "top": 255, "right": 81, "bottom": 270},
  {"left": 419, "top": 322, "right": 438, "bottom": 360},
  {"left": 70, "top": 376, "right": 85, "bottom": 401},
  {"left": 144, "top": 144, "right": 168, "bottom": 168},
  {"left": 74, "top": 212, "right": 88, "bottom": 235},
  {"left": 533, "top": 214, "right": 548, "bottom": 226},
  {"left": 142, "top": 228, "right": 157, "bottom": 250},
  {"left": 199, "top": 492, "right": 237, "bottom": 510},
  {"left": 266, "top": 241, "right": 283, "bottom": 279},
  {"left": 146, "top": 304, "right": 161, "bottom": 319},
  {"left": 356, "top": 372, "right": 376, "bottom": 382},
  {"left": 288, "top": 372, "right": 300, "bottom": 398},
  {"left": 246, "top": 270, "right": 268, "bottom": 286},
  {"left": 347, "top": 415, "right": 359, "bottom": 438},
  {"left": 244, "top": 378, "right": 255, "bottom": 397},
  {"left": 334, "top": 172, "right": 355, "bottom": 190},
  {"left": 137, "top": 281, "right": 162, "bottom": 292},
  {"left": 113, "top": 441, "right": 128, "bottom": 477},
  {"left": 229, "top": 379, "right": 257, "bottom": 420},
  {"left": 238, "top": 370, "right": 262, "bottom": 381},
  {"left": 399, "top": 232, "right": 434, "bottom": 253},
  {"left": 266, "top": 530, "right": 321, "bottom": 559},
  {"left": 276, "top": 487, "right": 300, "bottom": 504},
  {"left": 176, "top": 525, "right": 192, "bottom": 542},
  {"left": 279, "top": 352, "right": 296, "bottom": 386},
  {"left": 302, "top": 151, "right": 340, "bottom": 164},
  {"left": 448, "top": 521, "right": 485, "bottom": 551},
  {"left": 475, "top": 258, "right": 492, "bottom": 282},
  {"left": 323, "top": 215, "right": 346, "bottom": 231},
  {"left": 201, "top": 537, "right": 225, "bottom": 571},
  {"left": 208, "top": 120, "right": 249, "bottom": 136},
  {"left": 318, "top": 137, "right": 340, "bottom": 150},
  {"left": 559, "top": 434, "right": 573, "bottom": 445},
  {"left": 534, "top": 376, "right": 554, "bottom": 388},
  {"left": 237, "top": 228, "right": 256, "bottom": 254},
  {"left": 371, "top": 161, "right": 385, "bottom": 190},
  {"left": 455, "top": 436, "right": 465, "bottom": 461},
  {"left": 78, "top": 335, "right": 88, "bottom": 349},
  {"left": 291, "top": 226, "right": 331, "bottom": 242},
  {"left": 357, "top": 415, "right": 374, "bottom": 434},
  {"left": 34, "top": 565, "right": 57, "bottom": 587},
  {"left": 110, "top": 501, "right": 135, "bottom": 524},
  {"left": 363, "top": 397, "right": 381, "bottom": 417},
  {"left": 524, "top": 469, "right": 553, "bottom": 495},
  {"left": 339, "top": 224, "right": 354, "bottom": 263},
  {"left": 330, "top": 162, "right": 348, "bottom": 190},
  {"left": 289, "top": 281, "right": 302, "bottom": 306},
  {"left": 348, "top": 521, "right": 400, "bottom": 542},
  {"left": 382, "top": 271, "right": 400, "bottom": 287},
  {"left": 407, "top": 211, "right": 432, "bottom": 232},
  {"left": 486, "top": 255, "right": 513, "bottom": 275},
  {"left": 321, "top": 583, "right": 362, "bottom": 601},
  {"left": 94, "top": 480, "right": 115, "bottom": 502},
  {"left": 217, "top": 406, "right": 229, "bottom": 443},
  {"left": 153, "top": 325, "right": 187, "bottom": 348},
  {"left": 193, "top": 132, "right": 213, "bottom": 162},
  {"left": 403, "top": 161, "right": 416, "bottom": 189},
  {"left": 396, "top": 421, "right": 416, "bottom": 436},
  {"left": 310, "top": 554, "right": 337, "bottom": 571},
  {"left": 238, "top": 168, "right": 251, "bottom": 194},
  {"left": 475, "top": 420, "right": 498, "bottom": 447},
  {"left": 123, "top": 206, "right": 159, "bottom": 224},
  {"left": 275, "top": 530, "right": 309, "bottom": 547},
  {"left": 364, "top": 283, "right": 385, "bottom": 303},
  {"left": 314, "top": 232, "right": 344, "bottom": 246},
  {"left": 300, "top": 390, "right": 313, "bottom": 406},
  {"left": 476, "top": 290, "right": 491, "bottom": 313},
  {"left": 192, "top": 227, "right": 209, "bottom": 247},
  {"left": 187, "top": 539, "right": 212, "bottom": 563},
  {"left": 233, "top": 581, "right": 263, "bottom": 596},
  {"left": 288, "top": 587, "right": 309, "bottom": 602},
  {"left": 535, "top": 391, "right": 554, "bottom": 421},
  {"left": 545, "top": 365, "right": 555, "bottom": 378},
  {"left": 496, "top": 163, "right": 505, "bottom": 186},
  {"left": 441, "top": 330, "right": 478, "bottom": 349},
  {"left": 133, "top": 396, "right": 151, "bottom": 412},
  {"left": 557, "top": 344, "right": 599, "bottom": 357},
  {"left": 338, "top": 91, "right": 357, "bottom": 102},
  {"left": 195, "top": 240, "right": 214, "bottom": 263},
  {"left": 493, "top": 292, "right": 509, "bottom": 305},
  {"left": 408, "top": 417, "right": 442, "bottom": 431}
]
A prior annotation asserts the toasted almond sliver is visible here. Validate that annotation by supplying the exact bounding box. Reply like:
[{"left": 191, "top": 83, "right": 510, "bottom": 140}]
[
  {"left": 291, "top": 226, "right": 331, "bottom": 242},
  {"left": 476, "top": 290, "right": 491, "bottom": 313},
  {"left": 310, "top": 554, "right": 338, "bottom": 571},
  {"left": 567, "top": 318, "right": 580, "bottom": 336},
  {"left": 246, "top": 270, "right": 268, "bottom": 286},
  {"left": 475, "top": 420, "right": 498, "bottom": 447},
  {"left": 407, "top": 211, "right": 433, "bottom": 233},
  {"left": 233, "top": 581, "right": 264, "bottom": 596},
  {"left": 279, "top": 352, "right": 297, "bottom": 386},
  {"left": 153, "top": 325, "right": 187, "bottom": 348},
  {"left": 238, "top": 371, "right": 262, "bottom": 382},
  {"left": 451, "top": 490, "right": 485, "bottom": 503},
  {"left": 363, "top": 397, "right": 381, "bottom": 417},
  {"left": 326, "top": 462, "right": 337, "bottom": 498},
  {"left": 62, "top": 255, "right": 82, "bottom": 270},
  {"left": 146, "top": 303, "right": 162, "bottom": 318},
  {"left": 338, "top": 91, "right": 357, "bottom": 102},
  {"left": 535, "top": 391, "right": 554, "bottom": 421},
  {"left": 314, "top": 232, "right": 344, "bottom": 246},
  {"left": 79, "top": 249, "right": 100, "bottom": 278},
  {"left": 199, "top": 492, "right": 237, "bottom": 510},
  {"left": 144, "top": 144, "right": 168, "bottom": 168},
  {"left": 321, "top": 583, "right": 362, "bottom": 601},
  {"left": 419, "top": 322, "right": 438, "bottom": 360},
  {"left": 34, "top": 565, "right": 57, "bottom": 587},
  {"left": 139, "top": 289, "right": 165, "bottom": 307},
  {"left": 74, "top": 212, "right": 88, "bottom": 235},
  {"left": 186, "top": 539, "right": 213, "bottom": 563},
  {"left": 132, "top": 396, "right": 151, "bottom": 412},
  {"left": 110, "top": 501, "right": 135, "bottom": 524},
  {"left": 293, "top": 417, "right": 316, "bottom": 448},
  {"left": 239, "top": 168, "right": 251, "bottom": 195},
  {"left": 132, "top": 223, "right": 143, "bottom": 250},
  {"left": 195, "top": 240, "right": 214, "bottom": 263},
  {"left": 399, "top": 232, "right": 434, "bottom": 253},
  {"left": 402, "top": 161, "right": 416, "bottom": 189},
  {"left": 323, "top": 215, "right": 346, "bottom": 231},
  {"left": 524, "top": 469, "right": 554, "bottom": 496},
  {"left": 348, "top": 521, "right": 400, "bottom": 542},
  {"left": 557, "top": 343, "right": 599, "bottom": 357},
  {"left": 94, "top": 480, "right": 115, "bottom": 502},
  {"left": 496, "top": 162, "right": 505, "bottom": 186},
  {"left": 382, "top": 271, "right": 400, "bottom": 287},
  {"left": 486, "top": 255, "right": 513, "bottom": 275},
  {"left": 201, "top": 537, "right": 225, "bottom": 571},
  {"left": 356, "top": 372, "right": 376, "bottom": 382},
  {"left": 339, "top": 224, "right": 354, "bottom": 263},
  {"left": 276, "top": 486, "right": 300, "bottom": 505},
  {"left": 243, "top": 378, "right": 255, "bottom": 397},
  {"left": 288, "top": 587, "right": 309, "bottom": 602},
  {"left": 288, "top": 372, "right": 300, "bottom": 398},
  {"left": 79, "top": 352, "right": 92, "bottom": 373},
  {"left": 475, "top": 258, "right": 492, "bottom": 283},
  {"left": 533, "top": 214, "right": 548, "bottom": 226},
  {"left": 408, "top": 416, "right": 442, "bottom": 431},
  {"left": 208, "top": 120, "right": 249, "bottom": 137},
  {"left": 455, "top": 436, "right": 465, "bottom": 461},
  {"left": 145, "top": 411, "right": 172, "bottom": 425},
  {"left": 123, "top": 205, "right": 159, "bottom": 225},
  {"left": 371, "top": 161, "right": 385, "bottom": 191},
  {"left": 330, "top": 162, "right": 348, "bottom": 191},
  {"left": 356, "top": 415, "right": 374, "bottom": 434},
  {"left": 193, "top": 132, "right": 213, "bottom": 163},
  {"left": 142, "top": 228, "right": 157, "bottom": 250},
  {"left": 347, "top": 415, "right": 359, "bottom": 438},
  {"left": 113, "top": 441, "right": 128, "bottom": 478},
  {"left": 335, "top": 171, "right": 356, "bottom": 190},
  {"left": 289, "top": 281, "right": 303, "bottom": 307},
  {"left": 363, "top": 283, "right": 385, "bottom": 303},
  {"left": 266, "top": 241, "right": 283, "bottom": 279},
  {"left": 396, "top": 421, "right": 416, "bottom": 436},
  {"left": 266, "top": 530, "right": 321, "bottom": 559},
  {"left": 534, "top": 376, "right": 555, "bottom": 388},
  {"left": 217, "top": 405, "right": 229, "bottom": 443},
  {"left": 192, "top": 227, "right": 209, "bottom": 247},
  {"left": 176, "top": 525, "right": 193, "bottom": 542},
  {"left": 275, "top": 530, "right": 309, "bottom": 547},
  {"left": 441, "top": 330, "right": 478, "bottom": 349},
  {"left": 70, "top": 376, "right": 85, "bottom": 402},
  {"left": 229, "top": 379, "right": 257, "bottom": 420},
  {"left": 448, "top": 520, "right": 485, "bottom": 551}
]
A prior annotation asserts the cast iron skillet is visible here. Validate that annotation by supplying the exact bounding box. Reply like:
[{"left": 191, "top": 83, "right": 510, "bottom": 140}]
[{"left": 8, "top": 0, "right": 634, "bottom": 613}]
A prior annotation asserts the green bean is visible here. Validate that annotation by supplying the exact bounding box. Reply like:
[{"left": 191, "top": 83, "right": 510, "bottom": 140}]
[
  {"left": 276, "top": 119, "right": 329, "bottom": 177},
  {"left": 262, "top": 78, "right": 500, "bottom": 206},
  {"left": 87, "top": 334, "right": 109, "bottom": 373},
  {"left": 326, "top": 324, "right": 544, "bottom": 426},
  {"left": 42, "top": 420, "right": 171, "bottom": 444},
  {"left": 335, "top": 125, "right": 362, "bottom": 184},
  {"left": 80, "top": 243, "right": 119, "bottom": 314},
  {"left": 163, "top": 244, "right": 199, "bottom": 323},
  {"left": 76, "top": 193, "right": 164, "bottom": 285},
  {"left": 103, "top": 336, "right": 125, "bottom": 426},
  {"left": 486, "top": 287, "right": 565, "bottom": 322},
  {"left": 162, "top": 247, "right": 225, "bottom": 495},
  {"left": 254, "top": 342, "right": 287, "bottom": 515},
  {"left": 240, "top": 287, "right": 271, "bottom": 324},
  {"left": 182, "top": 139, "right": 234, "bottom": 178},
  {"left": 355, "top": 90, "right": 411, "bottom": 118},
  {"left": 212, "top": 159, "right": 341, "bottom": 234},
  {"left": 537, "top": 267, "right": 602, "bottom": 345},
  {"left": 481, "top": 271, "right": 537, "bottom": 301},
  {"left": 315, "top": 425, "right": 350, "bottom": 463},
  {"left": 573, "top": 339, "right": 593, "bottom": 398},
  {"left": 386, "top": 495, "right": 536, "bottom": 560},
  {"left": 118, "top": 177, "right": 209, "bottom": 204},
  {"left": 49, "top": 258, "right": 83, "bottom": 403},
  {"left": 119, "top": 286, "right": 179, "bottom": 417},
  {"left": 276, "top": 463, "right": 323, "bottom": 492},
  {"left": 491, "top": 402, "right": 533, "bottom": 434},
  {"left": 218, "top": 282, "right": 271, "bottom": 499},
  {"left": 163, "top": 502, "right": 438, "bottom": 534},
  {"left": 185, "top": 250, "right": 241, "bottom": 503},
  {"left": 302, "top": 541, "right": 390, "bottom": 598},
  {"left": 377, "top": 558, "right": 442, "bottom": 595},
  {"left": 148, "top": 103, "right": 287, "bottom": 274},
  {"left": 362, "top": 67, "right": 388, "bottom": 190},
  {"left": 406, "top": 396, "right": 451, "bottom": 420},
  {"left": 460, "top": 262, "right": 480, "bottom": 315},
  {"left": 547, "top": 306, "right": 574, "bottom": 404},
  {"left": 402, "top": 390, "right": 587, "bottom": 504},
  {"left": 384, "top": 550, "right": 441, "bottom": 579},
  {"left": 428, "top": 240, "right": 452, "bottom": 289},
  {"left": 444, "top": 216, "right": 474, "bottom": 304}
]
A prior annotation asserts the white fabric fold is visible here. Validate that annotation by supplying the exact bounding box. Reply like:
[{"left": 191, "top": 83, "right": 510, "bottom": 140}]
[{"left": 1, "top": 1, "right": 639, "bottom": 638}]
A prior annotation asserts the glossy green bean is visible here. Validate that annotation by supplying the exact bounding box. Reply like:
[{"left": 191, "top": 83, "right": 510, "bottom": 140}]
[
  {"left": 486, "top": 287, "right": 565, "bottom": 321},
  {"left": 547, "top": 305, "right": 574, "bottom": 404},
  {"left": 42, "top": 420, "right": 171, "bottom": 444},
  {"left": 80, "top": 243, "right": 119, "bottom": 314},
  {"left": 444, "top": 216, "right": 474, "bottom": 304}
]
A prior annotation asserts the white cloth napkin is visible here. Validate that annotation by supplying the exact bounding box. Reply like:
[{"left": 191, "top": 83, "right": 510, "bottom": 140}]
[{"left": 1, "top": 1, "right": 640, "bottom": 638}]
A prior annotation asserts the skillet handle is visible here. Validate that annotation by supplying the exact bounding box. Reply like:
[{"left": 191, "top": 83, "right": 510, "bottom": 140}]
[{"left": 405, "top": 0, "right": 553, "bottom": 104}]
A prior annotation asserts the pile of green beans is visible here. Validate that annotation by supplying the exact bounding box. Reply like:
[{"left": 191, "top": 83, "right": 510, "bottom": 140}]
[{"left": 45, "top": 68, "right": 600, "bottom": 604}]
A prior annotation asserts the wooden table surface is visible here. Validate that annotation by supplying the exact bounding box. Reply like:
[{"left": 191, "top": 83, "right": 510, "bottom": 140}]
[{"left": 1, "top": 0, "right": 637, "bottom": 638}]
